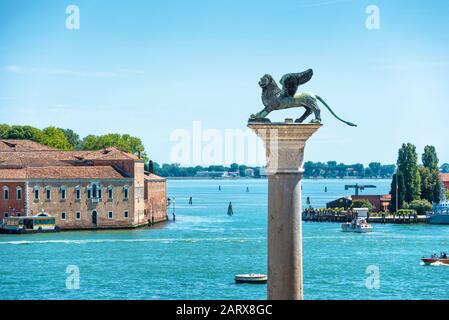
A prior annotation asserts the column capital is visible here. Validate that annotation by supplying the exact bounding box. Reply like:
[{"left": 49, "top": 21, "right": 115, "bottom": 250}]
[{"left": 248, "top": 122, "right": 321, "bottom": 175}]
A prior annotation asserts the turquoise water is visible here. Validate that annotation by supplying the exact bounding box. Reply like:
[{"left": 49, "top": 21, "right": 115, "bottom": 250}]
[{"left": 1, "top": 179, "right": 449, "bottom": 300}]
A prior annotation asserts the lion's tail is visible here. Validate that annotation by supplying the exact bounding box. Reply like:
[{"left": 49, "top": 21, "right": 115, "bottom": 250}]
[{"left": 315, "top": 95, "right": 357, "bottom": 127}]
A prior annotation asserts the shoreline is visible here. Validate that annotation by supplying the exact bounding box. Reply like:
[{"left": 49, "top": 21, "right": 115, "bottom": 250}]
[{"left": 165, "top": 177, "right": 392, "bottom": 180}]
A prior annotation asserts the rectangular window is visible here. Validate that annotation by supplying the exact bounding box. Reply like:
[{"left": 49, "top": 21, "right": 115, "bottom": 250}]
[
  {"left": 61, "top": 212, "right": 66, "bottom": 220},
  {"left": 76, "top": 212, "right": 81, "bottom": 220},
  {"left": 4, "top": 212, "right": 8, "bottom": 218},
  {"left": 34, "top": 189, "right": 39, "bottom": 200},
  {"left": 46, "top": 188, "right": 51, "bottom": 200},
  {"left": 76, "top": 188, "right": 81, "bottom": 200},
  {"left": 98, "top": 189, "right": 102, "bottom": 199},
  {"left": 124, "top": 188, "right": 129, "bottom": 200},
  {"left": 87, "top": 189, "right": 92, "bottom": 199},
  {"left": 3, "top": 189, "right": 9, "bottom": 200},
  {"left": 61, "top": 189, "right": 66, "bottom": 200},
  {"left": 17, "top": 189, "right": 22, "bottom": 200},
  {"left": 124, "top": 211, "right": 129, "bottom": 219},
  {"left": 108, "top": 188, "right": 113, "bottom": 199},
  {"left": 108, "top": 211, "right": 113, "bottom": 219}
]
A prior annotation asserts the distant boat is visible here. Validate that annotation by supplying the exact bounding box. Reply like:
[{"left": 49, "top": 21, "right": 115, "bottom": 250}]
[
  {"left": 341, "top": 208, "right": 373, "bottom": 233},
  {"left": 427, "top": 201, "right": 449, "bottom": 224},
  {"left": 235, "top": 274, "right": 267, "bottom": 284},
  {"left": 341, "top": 217, "right": 373, "bottom": 233},
  {"left": 227, "top": 202, "right": 234, "bottom": 216}
]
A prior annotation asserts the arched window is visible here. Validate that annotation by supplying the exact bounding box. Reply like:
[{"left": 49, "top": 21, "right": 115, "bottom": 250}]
[
  {"left": 33, "top": 186, "right": 40, "bottom": 200},
  {"left": 60, "top": 186, "right": 67, "bottom": 200},
  {"left": 123, "top": 185, "right": 129, "bottom": 200},
  {"left": 16, "top": 186, "right": 22, "bottom": 200},
  {"left": 3, "top": 186, "right": 9, "bottom": 200},
  {"left": 75, "top": 186, "right": 81, "bottom": 200},
  {"left": 45, "top": 186, "right": 52, "bottom": 200},
  {"left": 92, "top": 184, "right": 98, "bottom": 198}
]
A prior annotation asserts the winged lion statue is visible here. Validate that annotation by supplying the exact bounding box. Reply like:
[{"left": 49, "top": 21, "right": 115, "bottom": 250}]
[{"left": 249, "top": 68, "right": 357, "bottom": 127}]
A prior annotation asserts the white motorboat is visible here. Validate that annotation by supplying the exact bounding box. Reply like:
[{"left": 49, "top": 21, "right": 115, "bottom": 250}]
[{"left": 341, "top": 217, "right": 372, "bottom": 233}]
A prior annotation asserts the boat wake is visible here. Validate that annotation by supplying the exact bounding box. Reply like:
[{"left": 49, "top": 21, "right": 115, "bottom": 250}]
[
  {"left": 0, "top": 237, "right": 265, "bottom": 246},
  {"left": 428, "top": 261, "right": 449, "bottom": 267}
]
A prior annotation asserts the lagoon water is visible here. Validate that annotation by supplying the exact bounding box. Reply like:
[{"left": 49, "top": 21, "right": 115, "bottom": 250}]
[{"left": 1, "top": 179, "right": 449, "bottom": 300}]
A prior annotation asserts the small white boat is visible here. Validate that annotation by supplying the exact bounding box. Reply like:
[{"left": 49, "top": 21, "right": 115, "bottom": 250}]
[
  {"left": 341, "top": 217, "right": 372, "bottom": 233},
  {"left": 234, "top": 274, "right": 267, "bottom": 284}
]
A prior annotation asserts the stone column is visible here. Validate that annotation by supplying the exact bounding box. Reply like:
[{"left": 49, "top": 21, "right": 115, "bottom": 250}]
[{"left": 248, "top": 122, "right": 321, "bottom": 300}]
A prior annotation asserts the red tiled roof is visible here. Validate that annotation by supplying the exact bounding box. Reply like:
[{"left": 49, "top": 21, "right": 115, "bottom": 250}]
[
  {"left": 145, "top": 172, "right": 166, "bottom": 181},
  {"left": 0, "top": 168, "right": 27, "bottom": 179},
  {"left": 440, "top": 174, "right": 449, "bottom": 182},
  {"left": 0, "top": 166, "right": 128, "bottom": 180},
  {"left": 0, "top": 140, "right": 55, "bottom": 151},
  {"left": 0, "top": 147, "right": 140, "bottom": 167}
]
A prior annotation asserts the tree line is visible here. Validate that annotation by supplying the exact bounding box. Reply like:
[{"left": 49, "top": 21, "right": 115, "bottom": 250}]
[
  {"left": 389, "top": 144, "right": 443, "bottom": 213},
  {"left": 0, "top": 124, "right": 147, "bottom": 160},
  {"left": 147, "top": 161, "right": 399, "bottom": 178},
  {"left": 303, "top": 161, "right": 396, "bottom": 178},
  {"left": 146, "top": 162, "right": 261, "bottom": 178}
]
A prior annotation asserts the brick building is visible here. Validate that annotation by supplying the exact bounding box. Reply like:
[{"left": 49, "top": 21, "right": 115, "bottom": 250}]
[
  {"left": 0, "top": 139, "right": 167, "bottom": 229},
  {"left": 440, "top": 174, "right": 449, "bottom": 191},
  {"left": 351, "top": 194, "right": 391, "bottom": 212}
]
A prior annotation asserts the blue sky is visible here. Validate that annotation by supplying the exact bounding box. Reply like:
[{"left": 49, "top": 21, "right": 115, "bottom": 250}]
[{"left": 1, "top": 0, "right": 448, "bottom": 166}]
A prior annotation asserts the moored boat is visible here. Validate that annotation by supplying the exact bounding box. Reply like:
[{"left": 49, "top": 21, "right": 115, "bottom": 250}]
[
  {"left": 234, "top": 274, "right": 267, "bottom": 284},
  {"left": 0, "top": 211, "right": 59, "bottom": 234},
  {"left": 426, "top": 201, "right": 449, "bottom": 224}
]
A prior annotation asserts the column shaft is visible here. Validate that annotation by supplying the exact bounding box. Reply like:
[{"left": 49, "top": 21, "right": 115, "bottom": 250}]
[{"left": 267, "top": 173, "right": 303, "bottom": 300}]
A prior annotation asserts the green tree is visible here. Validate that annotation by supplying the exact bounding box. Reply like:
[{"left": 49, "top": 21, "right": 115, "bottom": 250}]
[
  {"left": 230, "top": 163, "right": 239, "bottom": 172},
  {"left": 368, "top": 162, "right": 382, "bottom": 177},
  {"left": 0, "top": 124, "right": 10, "bottom": 138},
  {"left": 41, "top": 127, "right": 72, "bottom": 150},
  {"left": 238, "top": 164, "right": 248, "bottom": 177},
  {"left": 441, "top": 163, "right": 449, "bottom": 173},
  {"left": 0, "top": 124, "right": 44, "bottom": 142},
  {"left": 351, "top": 199, "right": 374, "bottom": 212},
  {"left": 409, "top": 199, "right": 432, "bottom": 215},
  {"left": 420, "top": 145, "right": 440, "bottom": 203},
  {"left": 397, "top": 143, "right": 421, "bottom": 203},
  {"left": 60, "top": 128, "right": 80, "bottom": 149},
  {"left": 419, "top": 166, "right": 441, "bottom": 204},
  {"left": 80, "top": 133, "right": 147, "bottom": 160},
  {"left": 422, "top": 145, "right": 439, "bottom": 171}
]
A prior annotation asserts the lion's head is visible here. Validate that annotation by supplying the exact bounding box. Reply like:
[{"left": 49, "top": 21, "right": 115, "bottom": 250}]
[{"left": 259, "top": 74, "right": 273, "bottom": 88}]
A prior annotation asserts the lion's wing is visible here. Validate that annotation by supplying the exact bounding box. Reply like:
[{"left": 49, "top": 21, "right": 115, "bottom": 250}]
[{"left": 280, "top": 69, "right": 313, "bottom": 97}]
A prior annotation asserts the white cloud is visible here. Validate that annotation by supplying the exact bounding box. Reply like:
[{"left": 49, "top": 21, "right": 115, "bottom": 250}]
[{"left": 3, "top": 65, "right": 127, "bottom": 78}]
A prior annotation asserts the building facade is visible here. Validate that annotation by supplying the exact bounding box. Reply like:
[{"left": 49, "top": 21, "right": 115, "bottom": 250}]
[
  {"left": 0, "top": 139, "right": 167, "bottom": 229},
  {"left": 440, "top": 174, "right": 449, "bottom": 191}
]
